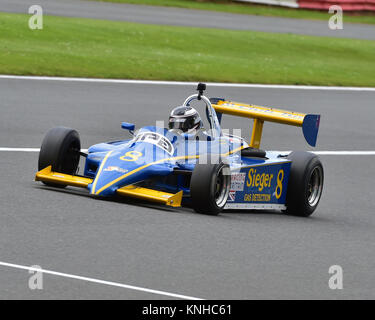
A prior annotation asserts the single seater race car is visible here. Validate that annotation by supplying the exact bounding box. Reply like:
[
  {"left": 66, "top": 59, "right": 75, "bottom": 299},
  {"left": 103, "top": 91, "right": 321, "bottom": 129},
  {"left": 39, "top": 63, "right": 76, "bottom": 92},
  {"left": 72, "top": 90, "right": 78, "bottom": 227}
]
[{"left": 35, "top": 83, "right": 323, "bottom": 216}]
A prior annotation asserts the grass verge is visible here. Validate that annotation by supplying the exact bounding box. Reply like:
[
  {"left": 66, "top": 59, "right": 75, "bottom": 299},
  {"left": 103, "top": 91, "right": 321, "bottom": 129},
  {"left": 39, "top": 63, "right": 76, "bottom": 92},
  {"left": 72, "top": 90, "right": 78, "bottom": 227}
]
[
  {"left": 92, "top": 0, "right": 375, "bottom": 25},
  {"left": 1, "top": 13, "right": 374, "bottom": 86}
]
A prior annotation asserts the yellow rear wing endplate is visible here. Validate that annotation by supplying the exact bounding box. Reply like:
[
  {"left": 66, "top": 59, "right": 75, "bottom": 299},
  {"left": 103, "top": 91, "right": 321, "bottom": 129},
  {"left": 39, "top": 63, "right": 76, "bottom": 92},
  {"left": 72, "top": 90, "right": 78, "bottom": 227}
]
[
  {"left": 35, "top": 166, "right": 182, "bottom": 207},
  {"left": 211, "top": 100, "right": 320, "bottom": 148}
]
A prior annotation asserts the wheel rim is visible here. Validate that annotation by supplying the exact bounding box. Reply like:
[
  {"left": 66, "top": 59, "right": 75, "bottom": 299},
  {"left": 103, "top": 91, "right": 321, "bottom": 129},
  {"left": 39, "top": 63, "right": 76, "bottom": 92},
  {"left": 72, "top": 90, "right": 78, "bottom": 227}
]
[
  {"left": 307, "top": 166, "right": 323, "bottom": 207},
  {"left": 214, "top": 166, "right": 230, "bottom": 208}
]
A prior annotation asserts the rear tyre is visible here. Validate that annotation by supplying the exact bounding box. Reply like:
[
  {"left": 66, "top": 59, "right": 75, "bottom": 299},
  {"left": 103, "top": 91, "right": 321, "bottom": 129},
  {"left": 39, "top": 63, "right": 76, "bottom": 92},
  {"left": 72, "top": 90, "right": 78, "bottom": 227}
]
[
  {"left": 285, "top": 151, "right": 324, "bottom": 217},
  {"left": 38, "top": 126, "right": 81, "bottom": 188},
  {"left": 190, "top": 161, "right": 231, "bottom": 215}
]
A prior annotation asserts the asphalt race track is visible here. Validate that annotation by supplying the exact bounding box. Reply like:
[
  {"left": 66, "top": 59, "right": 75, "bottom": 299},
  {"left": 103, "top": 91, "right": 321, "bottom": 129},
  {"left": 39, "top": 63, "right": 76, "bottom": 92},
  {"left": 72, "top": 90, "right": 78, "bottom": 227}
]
[
  {"left": 1, "top": 0, "right": 375, "bottom": 40},
  {"left": 0, "top": 77, "right": 374, "bottom": 299}
]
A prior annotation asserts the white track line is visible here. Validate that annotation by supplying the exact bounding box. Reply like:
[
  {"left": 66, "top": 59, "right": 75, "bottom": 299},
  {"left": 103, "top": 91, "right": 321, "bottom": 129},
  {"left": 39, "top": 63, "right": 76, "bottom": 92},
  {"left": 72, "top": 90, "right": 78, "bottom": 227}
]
[
  {"left": 0, "top": 148, "right": 88, "bottom": 152},
  {"left": 315, "top": 151, "right": 375, "bottom": 155},
  {"left": 0, "top": 261, "right": 203, "bottom": 300},
  {"left": 0, "top": 147, "right": 40, "bottom": 152},
  {"left": 272, "top": 150, "right": 375, "bottom": 155},
  {"left": 1, "top": 75, "right": 375, "bottom": 91},
  {"left": 1, "top": 147, "right": 374, "bottom": 155}
]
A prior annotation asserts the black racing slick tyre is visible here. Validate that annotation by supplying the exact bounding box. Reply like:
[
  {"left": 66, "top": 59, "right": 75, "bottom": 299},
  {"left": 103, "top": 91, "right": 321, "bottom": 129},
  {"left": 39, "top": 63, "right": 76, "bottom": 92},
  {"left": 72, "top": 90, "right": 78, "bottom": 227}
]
[
  {"left": 190, "top": 161, "right": 231, "bottom": 215},
  {"left": 38, "top": 127, "right": 81, "bottom": 188},
  {"left": 285, "top": 151, "right": 324, "bottom": 217}
]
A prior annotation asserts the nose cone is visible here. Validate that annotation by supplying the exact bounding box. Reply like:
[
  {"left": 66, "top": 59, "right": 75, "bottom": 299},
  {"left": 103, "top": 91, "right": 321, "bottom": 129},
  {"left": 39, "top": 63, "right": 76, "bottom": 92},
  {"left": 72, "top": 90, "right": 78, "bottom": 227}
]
[
  {"left": 88, "top": 150, "right": 140, "bottom": 196},
  {"left": 88, "top": 147, "right": 174, "bottom": 197}
]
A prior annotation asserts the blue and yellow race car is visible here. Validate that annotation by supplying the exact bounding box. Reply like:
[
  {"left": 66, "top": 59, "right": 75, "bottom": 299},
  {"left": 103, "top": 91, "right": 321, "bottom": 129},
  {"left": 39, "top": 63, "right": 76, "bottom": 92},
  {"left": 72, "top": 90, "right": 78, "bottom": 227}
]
[{"left": 35, "top": 84, "right": 323, "bottom": 216}]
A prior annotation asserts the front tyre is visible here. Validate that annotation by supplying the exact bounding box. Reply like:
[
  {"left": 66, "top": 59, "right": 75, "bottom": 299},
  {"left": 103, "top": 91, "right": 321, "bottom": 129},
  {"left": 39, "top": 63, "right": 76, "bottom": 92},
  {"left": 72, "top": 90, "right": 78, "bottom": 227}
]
[
  {"left": 38, "top": 126, "right": 81, "bottom": 187},
  {"left": 285, "top": 151, "right": 324, "bottom": 217},
  {"left": 190, "top": 161, "right": 231, "bottom": 215}
]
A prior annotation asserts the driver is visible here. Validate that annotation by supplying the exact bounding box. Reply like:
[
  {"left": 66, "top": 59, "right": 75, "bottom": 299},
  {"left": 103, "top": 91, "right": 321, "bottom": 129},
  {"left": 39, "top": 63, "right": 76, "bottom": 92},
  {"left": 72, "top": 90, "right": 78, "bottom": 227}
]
[{"left": 168, "top": 106, "right": 203, "bottom": 135}]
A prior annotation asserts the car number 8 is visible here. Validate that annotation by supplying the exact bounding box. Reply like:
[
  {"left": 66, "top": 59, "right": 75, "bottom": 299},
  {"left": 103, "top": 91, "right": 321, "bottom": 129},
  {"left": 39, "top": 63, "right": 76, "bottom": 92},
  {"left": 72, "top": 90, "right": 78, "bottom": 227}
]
[{"left": 120, "top": 151, "right": 143, "bottom": 161}]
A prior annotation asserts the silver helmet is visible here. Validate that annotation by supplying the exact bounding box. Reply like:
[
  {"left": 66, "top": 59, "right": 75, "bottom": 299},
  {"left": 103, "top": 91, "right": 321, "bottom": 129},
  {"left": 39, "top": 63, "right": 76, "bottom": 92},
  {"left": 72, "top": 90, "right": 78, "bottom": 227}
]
[{"left": 168, "top": 106, "right": 202, "bottom": 133}]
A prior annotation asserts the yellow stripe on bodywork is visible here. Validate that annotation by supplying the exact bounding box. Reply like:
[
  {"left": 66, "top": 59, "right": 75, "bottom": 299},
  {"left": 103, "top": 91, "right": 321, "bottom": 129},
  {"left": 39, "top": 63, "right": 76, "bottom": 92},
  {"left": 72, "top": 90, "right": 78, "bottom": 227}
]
[
  {"left": 222, "top": 145, "right": 244, "bottom": 157},
  {"left": 91, "top": 150, "right": 113, "bottom": 194},
  {"left": 95, "top": 154, "right": 199, "bottom": 195}
]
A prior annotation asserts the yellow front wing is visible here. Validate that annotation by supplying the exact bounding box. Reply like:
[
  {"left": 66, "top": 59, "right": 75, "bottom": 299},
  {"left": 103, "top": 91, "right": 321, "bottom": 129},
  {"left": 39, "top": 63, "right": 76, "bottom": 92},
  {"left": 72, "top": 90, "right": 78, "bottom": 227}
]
[
  {"left": 35, "top": 166, "right": 93, "bottom": 187},
  {"left": 35, "top": 166, "right": 182, "bottom": 207},
  {"left": 117, "top": 185, "right": 183, "bottom": 207}
]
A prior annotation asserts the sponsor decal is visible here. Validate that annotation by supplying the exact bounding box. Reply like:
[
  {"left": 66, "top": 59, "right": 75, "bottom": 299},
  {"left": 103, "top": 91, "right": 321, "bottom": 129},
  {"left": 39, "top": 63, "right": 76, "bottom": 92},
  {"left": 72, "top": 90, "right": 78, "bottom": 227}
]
[
  {"left": 223, "top": 103, "right": 304, "bottom": 120},
  {"left": 243, "top": 168, "right": 285, "bottom": 202},
  {"left": 244, "top": 193, "right": 271, "bottom": 202},
  {"left": 52, "top": 174, "right": 66, "bottom": 178},
  {"left": 230, "top": 172, "right": 246, "bottom": 191},
  {"left": 104, "top": 166, "right": 128, "bottom": 174},
  {"left": 246, "top": 168, "right": 274, "bottom": 192},
  {"left": 228, "top": 191, "right": 236, "bottom": 202}
]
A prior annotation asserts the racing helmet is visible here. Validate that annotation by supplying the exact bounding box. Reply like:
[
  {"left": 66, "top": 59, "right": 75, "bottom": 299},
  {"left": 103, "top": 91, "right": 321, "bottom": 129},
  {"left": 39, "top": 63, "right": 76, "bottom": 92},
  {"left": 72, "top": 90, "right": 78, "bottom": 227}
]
[{"left": 168, "top": 106, "right": 202, "bottom": 133}]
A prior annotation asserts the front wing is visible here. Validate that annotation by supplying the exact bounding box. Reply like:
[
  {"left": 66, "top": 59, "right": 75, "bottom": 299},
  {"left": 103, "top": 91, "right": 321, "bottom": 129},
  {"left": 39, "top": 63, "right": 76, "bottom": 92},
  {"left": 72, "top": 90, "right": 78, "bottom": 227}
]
[{"left": 35, "top": 166, "right": 183, "bottom": 207}]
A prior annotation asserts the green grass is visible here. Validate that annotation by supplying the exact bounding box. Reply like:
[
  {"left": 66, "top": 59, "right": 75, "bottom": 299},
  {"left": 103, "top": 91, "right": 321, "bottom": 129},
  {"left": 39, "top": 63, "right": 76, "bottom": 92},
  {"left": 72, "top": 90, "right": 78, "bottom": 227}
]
[
  {"left": 1, "top": 12, "right": 375, "bottom": 86},
  {"left": 92, "top": 0, "right": 375, "bottom": 24}
]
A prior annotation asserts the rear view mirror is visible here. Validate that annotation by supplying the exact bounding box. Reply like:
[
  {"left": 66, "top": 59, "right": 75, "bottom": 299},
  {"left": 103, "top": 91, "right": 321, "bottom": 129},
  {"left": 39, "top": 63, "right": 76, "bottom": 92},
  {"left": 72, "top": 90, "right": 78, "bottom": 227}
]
[{"left": 121, "top": 122, "right": 135, "bottom": 133}]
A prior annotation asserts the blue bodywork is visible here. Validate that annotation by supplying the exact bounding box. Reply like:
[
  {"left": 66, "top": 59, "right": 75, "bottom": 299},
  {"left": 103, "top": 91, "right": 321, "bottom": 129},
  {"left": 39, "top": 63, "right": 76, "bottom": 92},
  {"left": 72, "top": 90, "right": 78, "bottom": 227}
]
[{"left": 83, "top": 124, "right": 291, "bottom": 209}]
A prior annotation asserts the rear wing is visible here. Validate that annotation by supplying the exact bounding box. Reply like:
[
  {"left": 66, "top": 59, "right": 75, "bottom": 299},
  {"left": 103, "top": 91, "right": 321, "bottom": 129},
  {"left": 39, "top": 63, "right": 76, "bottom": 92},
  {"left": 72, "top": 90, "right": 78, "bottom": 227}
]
[{"left": 210, "top": 99, "right": 320, "bottom": 149}]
